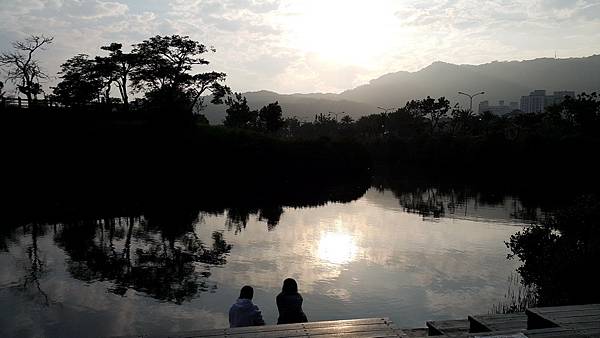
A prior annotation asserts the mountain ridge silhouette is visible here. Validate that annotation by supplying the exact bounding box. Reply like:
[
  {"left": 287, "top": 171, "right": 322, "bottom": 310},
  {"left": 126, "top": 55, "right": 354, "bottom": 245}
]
[{"left": 201, "top": 54, "right": 600, "bottom": 123}]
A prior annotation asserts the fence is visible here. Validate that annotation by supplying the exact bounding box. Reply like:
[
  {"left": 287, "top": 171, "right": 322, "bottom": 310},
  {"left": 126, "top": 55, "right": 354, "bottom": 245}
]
[
  {"left": 0, "top": 97, "right": 60, "bottom": 109},
  {"left": 0, "top": 96, "right": 129, "bottom": 111}
]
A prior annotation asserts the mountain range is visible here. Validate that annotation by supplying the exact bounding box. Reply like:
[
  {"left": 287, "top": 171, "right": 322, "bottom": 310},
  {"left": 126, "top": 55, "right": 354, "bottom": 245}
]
[{"left": 201, "top": 55, "right": 600, "bottom": 124}]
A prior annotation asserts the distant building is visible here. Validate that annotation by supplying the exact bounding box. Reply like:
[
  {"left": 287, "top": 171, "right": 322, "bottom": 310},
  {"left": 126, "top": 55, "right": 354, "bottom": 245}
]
[
  {"left": 479, "top": 100, "right": 519, "bottom": 115},
  {"left": 520, "top": 90, "right": 575, "bottom": 113}
]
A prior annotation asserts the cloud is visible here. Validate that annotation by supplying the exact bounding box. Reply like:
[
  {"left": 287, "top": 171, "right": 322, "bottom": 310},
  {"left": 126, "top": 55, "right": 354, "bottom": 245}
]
[
  {"left": 1, "top": 0, "right": 600, "bottom": 94},
  {"left": 63, "top": 0, "right": 129, "bottom": 20}
]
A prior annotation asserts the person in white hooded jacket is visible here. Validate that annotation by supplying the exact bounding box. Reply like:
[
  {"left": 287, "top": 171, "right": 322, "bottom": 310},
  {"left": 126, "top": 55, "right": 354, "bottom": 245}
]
[{"left": 229, "top": 285, "right": 266, "bottom": 328}]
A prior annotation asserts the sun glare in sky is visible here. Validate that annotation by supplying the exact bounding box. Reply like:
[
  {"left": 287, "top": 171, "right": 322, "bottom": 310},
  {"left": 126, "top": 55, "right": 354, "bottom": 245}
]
[{"left": 279, "top": 1, "right": 401, "bottom": 65}]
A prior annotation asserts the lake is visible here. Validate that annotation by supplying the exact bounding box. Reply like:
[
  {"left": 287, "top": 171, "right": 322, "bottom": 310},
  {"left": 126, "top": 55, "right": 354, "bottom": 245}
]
[{"left": 0, "top": 184, "right": 537, "bottom": 337}]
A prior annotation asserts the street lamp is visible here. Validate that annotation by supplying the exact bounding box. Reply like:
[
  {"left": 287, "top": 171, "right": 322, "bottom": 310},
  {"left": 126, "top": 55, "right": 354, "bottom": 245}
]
[{"left": 458, "top": 91, "right": 485, "bottom": 113}]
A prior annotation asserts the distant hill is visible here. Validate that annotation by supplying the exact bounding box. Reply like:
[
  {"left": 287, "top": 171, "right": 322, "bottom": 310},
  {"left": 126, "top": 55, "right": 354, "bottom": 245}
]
[
  {"left": 339, "top": 55, "right": 600, "bottom": 108},
  {"left": 201, "top": 55, "right": 600, "bottom": 124},
  {"left": 200, "top": 90, "right": 377, "bottom": 124}
]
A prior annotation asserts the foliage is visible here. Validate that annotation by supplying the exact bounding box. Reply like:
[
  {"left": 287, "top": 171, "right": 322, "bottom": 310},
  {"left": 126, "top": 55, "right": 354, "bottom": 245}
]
[
  {"left": 98, "top": 43, "right": 140, "bottom": 110},
  {"left": 223, "top": 93, "right": 256, "bottom": 129},
  {"left": 223, "top": 94, "right": 285, "bottom": 133},
  {"left": 403, "top": 96, "right": 451, "bottom": 134},
  {"left": 556, "top": 92, "right": 600, "bottom": 135},
  {"left": 52, "top": 54, "right": 104, "bottom": 106},
  {"left": 257, "top": 101, "right": 284, "bottom": 133},
  {"left": 0, "top": 35, "right": 53, "bottom": 102},
  {"left": 507, "top": 195, "right": 600, "bottom": 306},
  {"left": 131, "top": 35, "right": 229, "bottom": 114}
]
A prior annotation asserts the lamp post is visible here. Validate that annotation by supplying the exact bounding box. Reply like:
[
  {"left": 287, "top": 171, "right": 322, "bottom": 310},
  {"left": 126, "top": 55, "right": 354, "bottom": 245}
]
[{"left": 458, "top": 91, "right": 485, "bottom": 113}]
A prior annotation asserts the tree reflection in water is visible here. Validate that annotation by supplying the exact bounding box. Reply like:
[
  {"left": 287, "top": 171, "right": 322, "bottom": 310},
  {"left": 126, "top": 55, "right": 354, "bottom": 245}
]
[
  {"left": 54, "top": 215, "right": 232, "bottom": 304},
  {"left": 377, "top": 177, "right": 542, "bottom": 222},
  {"left": 11, "top": 176, "right": 594, "bottom": 310},
  {"left": 2, "top": 179, "right": 371, "bottom": 305}
]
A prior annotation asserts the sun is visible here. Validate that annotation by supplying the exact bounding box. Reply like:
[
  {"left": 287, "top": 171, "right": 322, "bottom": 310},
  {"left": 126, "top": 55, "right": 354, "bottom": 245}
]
[
  {"left": 317, "top": 231, "right": 358, "bottom": 265},
  {"left": 279, "top": 1, "right": 400, "bottom": 65}
]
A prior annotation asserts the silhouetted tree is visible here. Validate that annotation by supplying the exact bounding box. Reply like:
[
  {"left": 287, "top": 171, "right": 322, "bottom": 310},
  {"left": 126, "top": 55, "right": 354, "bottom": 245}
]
[
  {"left": 258, "top": 101, "right": 284, "bottom": 133},
  {"left": 282, "top": 116, "right": 302, "bottom": 138},
  {"left": 507, "top": 196, "right": 600, "bottom": 306},
  {"left": 93, "top": 54, "right": 118, "bottom": 103},
  {"left": 340, "top": 115, "right": 354, "bottom": 125},
  {"left": 404, "top": 96, "right": 451, "bottom": 134},
  {"left": 98, "top": 43, "right": 140, "bottom": 111},
  {"left": 0, "top": 35, "right": 53, "bottom": 104},
  {"left": 449, "top": 105, "right": 475, "bottom": 135},
  {"left": 131, "top": 35, "right": 228, "bottom": 115},
  {"left": 355, "top": 113, "right": 387, "bottom": 138},
  {"left": 52, "top": 54, "right": 103, "bottom": 106},
  {"left": 223, "top": 93, "right": 257, "bottom": 129},
  {"left": 558, "top": 92, "right": 600, "bottom": 135}
]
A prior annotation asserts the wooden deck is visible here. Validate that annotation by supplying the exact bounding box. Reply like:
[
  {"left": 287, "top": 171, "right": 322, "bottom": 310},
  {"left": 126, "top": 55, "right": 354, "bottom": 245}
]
[
  {"left": 427, "top": 304, "right": 599, "bottom": 338},
  {"left": 527, "top": 304, "right": 600, "bottom": 337},
  {"left": 112, "top": 304, "right": 600, "bottom": 338},
  {"left": 114, "top": 318, "right": 406, "bottom": 338}
]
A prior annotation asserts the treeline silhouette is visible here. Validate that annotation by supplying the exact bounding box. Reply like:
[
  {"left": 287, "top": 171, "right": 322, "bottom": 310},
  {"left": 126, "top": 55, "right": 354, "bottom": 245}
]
[
  {"left": 3, "top": 34, "right": 599, "bottom": 188},
  {"left": 281, "top": 93, "right": 600, "bottom": 183},
  {"left": 1, "top": 34, "right": 370, "bottom": 217}
]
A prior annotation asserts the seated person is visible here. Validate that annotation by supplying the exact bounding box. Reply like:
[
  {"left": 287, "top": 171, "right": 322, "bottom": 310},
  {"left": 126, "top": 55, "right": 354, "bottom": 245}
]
[
  {"left": 276, "top": 278, "right": 308, "bottom": 324},
  {"left": 229, "top": 285, "right": 266, "bottom": 328}
]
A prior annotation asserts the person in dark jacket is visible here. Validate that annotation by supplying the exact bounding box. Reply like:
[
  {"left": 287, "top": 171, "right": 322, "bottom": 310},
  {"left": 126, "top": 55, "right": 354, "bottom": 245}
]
[
  {"left": 276, "top": 278, "right": 308, "bottom": 324},
  {"left": 229, "top": 285, "right": 265, "bottom": 328}
]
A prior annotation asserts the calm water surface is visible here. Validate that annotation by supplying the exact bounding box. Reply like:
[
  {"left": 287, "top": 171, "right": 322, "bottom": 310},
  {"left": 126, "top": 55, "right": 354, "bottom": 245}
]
[{"left": 0, "top": 187, "right": 531, "bottom": 337}]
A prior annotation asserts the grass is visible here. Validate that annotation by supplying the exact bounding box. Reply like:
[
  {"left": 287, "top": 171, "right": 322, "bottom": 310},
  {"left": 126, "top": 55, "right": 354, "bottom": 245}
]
[{"left": 491, "top": 273, "right": 538, "bottom": 314}]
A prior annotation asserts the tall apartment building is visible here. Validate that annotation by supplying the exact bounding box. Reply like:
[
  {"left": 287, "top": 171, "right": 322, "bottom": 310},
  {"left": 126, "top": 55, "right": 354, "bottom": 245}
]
[{"left": 520, "top": 90, "right": 575, "bottom": 113}]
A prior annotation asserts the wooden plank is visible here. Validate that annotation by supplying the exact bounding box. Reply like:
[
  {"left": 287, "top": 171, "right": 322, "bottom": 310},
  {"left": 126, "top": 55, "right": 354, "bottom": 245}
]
[
  {"left": 309, "top": 334, "right": 399, "bottom": 338},
  {"left": 469, "top": 313, "right": 528, "bottom": 333},
  {"left": 553, "top": 315, "right": 600, "bottom": 325},
  {"left": 403, "top": 328, "right": 429, "bottom": 338},
  {"left": 466, "top": 329, "right": 525, "bottom": 337},
  {"left": 547, "top": 310, "right": 600, "bottom": 319},
  {"left": 221, "top": 324, "right": 393, "bottom": 338},
  {"left": 528, "top": 305, "right": 600, "bottom": 334},
  {"left": 302, "top": 318, "right": 390, "bottom": 329},
  {"left": 305, "top": 325, "right": 394, "bottom": 335},
  {"left": 525, "top": 327, "right": 585, "bottom": 338},
  {"left": 427, "top": 319, "right": 469, "bottom": 336},
  {"left": 578, "top": 328, "right": 600, "bottom": 337},
  {"left": 149, "top": 318, "right": 396, "bottom": 338},
  {"left": 473, "top": 314, "right": 527, "bottom": 321},
  {"left": 527, "top": 309, "right": 561, "bottom": 330},
  {"left": 530, "top": 305, "right": 600, "bottom": 314},
  {"left": 309, "top": 333, "right": 399, "bottom": 338}
]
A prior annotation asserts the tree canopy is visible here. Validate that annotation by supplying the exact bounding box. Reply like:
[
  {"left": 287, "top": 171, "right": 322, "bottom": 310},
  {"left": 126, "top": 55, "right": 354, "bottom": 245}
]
[
  {"left": 131, "top": 35, "right": 229, "bottom": 114},
  {"left": 0, "top": 35, "right": 54, "bottom": 103},
  {"left": 53, "top": 54, "right": 104, "bottom": 106}
]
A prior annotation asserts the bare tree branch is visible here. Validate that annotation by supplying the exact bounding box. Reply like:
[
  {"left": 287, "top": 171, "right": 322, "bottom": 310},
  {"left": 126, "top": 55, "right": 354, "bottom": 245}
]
[{"left": 0, "top": 35, "right": 54, "bottom": 102}]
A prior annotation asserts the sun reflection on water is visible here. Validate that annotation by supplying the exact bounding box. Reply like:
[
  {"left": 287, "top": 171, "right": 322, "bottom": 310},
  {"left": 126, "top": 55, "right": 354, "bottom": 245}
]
[{"left": 317, "top": 231, "right": 358, "bottom": 265}]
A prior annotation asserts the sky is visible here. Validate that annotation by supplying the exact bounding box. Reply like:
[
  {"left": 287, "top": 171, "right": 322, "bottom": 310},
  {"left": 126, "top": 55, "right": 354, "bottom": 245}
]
[{"left": 1, "top": 0, "right": 600, "bottom": 94}]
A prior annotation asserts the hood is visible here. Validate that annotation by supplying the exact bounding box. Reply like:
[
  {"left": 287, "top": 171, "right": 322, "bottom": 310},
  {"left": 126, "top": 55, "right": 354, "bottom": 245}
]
[{"left": 232, "top": 298, "right": 256, "bottom": 312}]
